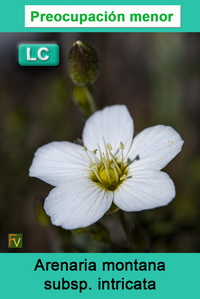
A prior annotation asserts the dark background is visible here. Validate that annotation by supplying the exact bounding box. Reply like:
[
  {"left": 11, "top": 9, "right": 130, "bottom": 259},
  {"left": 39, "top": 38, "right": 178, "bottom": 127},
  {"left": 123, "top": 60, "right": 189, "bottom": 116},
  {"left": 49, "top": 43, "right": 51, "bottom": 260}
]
[{"left": 0, "top": 33, "right": 199, "bottom": 252}]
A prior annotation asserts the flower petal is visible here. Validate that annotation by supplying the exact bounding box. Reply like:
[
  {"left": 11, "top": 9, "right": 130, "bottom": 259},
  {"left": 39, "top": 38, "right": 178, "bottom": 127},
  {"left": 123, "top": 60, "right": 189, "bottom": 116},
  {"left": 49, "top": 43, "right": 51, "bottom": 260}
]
[
  {"left": 114, "top": 169, "right": 175, "bottom": 211},
  {"left": 44, "top": 179, "right": 113, "bottom": 229},
  {"left": 127, "top": 125, "right": 184, "bottom": 171},
  {"left": 82, "top": 105, "right": 134, "bottom": 157},
  {"left": 29, "top": 141, "right": 91, "bottom": 186}
]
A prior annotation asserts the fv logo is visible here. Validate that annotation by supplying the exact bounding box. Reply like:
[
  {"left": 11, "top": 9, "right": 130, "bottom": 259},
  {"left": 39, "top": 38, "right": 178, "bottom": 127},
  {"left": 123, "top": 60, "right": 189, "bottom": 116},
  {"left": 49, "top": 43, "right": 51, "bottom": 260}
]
[{"left": 8, "top": 234, "right": 23, "bottom": 248}]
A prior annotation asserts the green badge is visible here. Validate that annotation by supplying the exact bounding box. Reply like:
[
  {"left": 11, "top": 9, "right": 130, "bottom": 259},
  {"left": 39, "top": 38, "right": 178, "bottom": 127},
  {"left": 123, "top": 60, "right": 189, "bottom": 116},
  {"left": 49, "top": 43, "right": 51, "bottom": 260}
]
[
  {"left": 8, "top": 234, "right": 23, "bottom": 248},
  {"left": 18, "top": 44, "right": 59, "bottom": 66}
]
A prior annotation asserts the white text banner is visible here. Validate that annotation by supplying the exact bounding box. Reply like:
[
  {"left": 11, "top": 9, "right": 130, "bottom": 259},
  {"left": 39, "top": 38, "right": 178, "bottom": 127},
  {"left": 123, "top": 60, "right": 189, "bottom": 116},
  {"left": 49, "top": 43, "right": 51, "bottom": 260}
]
[{"left": 25, "top": 5, "right": 181, "bottom": 28}]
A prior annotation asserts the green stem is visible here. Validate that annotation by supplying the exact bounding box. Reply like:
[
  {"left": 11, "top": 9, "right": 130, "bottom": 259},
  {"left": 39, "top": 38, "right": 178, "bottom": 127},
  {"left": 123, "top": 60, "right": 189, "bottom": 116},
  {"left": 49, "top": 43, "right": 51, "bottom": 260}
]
[
  {"left": 118, "top": 211, "right": 129, "bottom": 239},
  {"left": 72, "top": 84, "right": 97, "bottom": 118},
  {"left": 85, "top": 84, "right": 97, "bottom": 114}
]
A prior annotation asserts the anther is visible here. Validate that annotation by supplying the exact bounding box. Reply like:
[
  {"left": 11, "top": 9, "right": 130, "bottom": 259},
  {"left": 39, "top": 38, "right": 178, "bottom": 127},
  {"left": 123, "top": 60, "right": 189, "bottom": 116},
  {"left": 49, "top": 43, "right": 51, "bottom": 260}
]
[
  {"left": 120, "top": 174, "right": 127, "bottom": 181},
  {"left": 107, "top": 143, "right": 112, "bottom": 150},
  {"left": 120, "top": 142, "right": 124, "bottom": 150}
]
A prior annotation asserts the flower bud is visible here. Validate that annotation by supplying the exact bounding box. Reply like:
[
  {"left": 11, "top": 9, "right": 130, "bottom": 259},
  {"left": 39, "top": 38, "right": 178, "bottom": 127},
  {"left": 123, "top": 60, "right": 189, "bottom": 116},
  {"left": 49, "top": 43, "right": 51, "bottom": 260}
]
[{"left": 68, "top": 40, "right": 99, "bottom": 86}]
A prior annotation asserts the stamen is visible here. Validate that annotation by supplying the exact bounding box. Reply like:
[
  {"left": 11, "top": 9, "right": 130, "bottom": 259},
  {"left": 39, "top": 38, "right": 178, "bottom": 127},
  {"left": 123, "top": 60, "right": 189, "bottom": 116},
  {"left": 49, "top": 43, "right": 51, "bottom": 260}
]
[
  {"left": 110, "top": 163, "right": 119, "bottom": 182},
  {"left": 102, "top": 155, "right": 111, "bottom": 183},
  {"left": 120, "top": 141, "right": 125, "bottom": 167},
  {"left": 103, "top": 137, "right": 110, "bottom": 161},
  {"left": 107, "top": 148, "right": 122, "bottom": 175},
  {"left": 102, "top": 153, "right": 109, "bottom": 167},
  {"left": 97, "top": 143, "right": 103, "bottom": 163},
  {"left": 83, "top": 146, "right": 94, "bottom": 164},
  {"left": 91, "top": 164, "right": 104, "bottom": 184},
  {"left": 87, "top": 140, "right": 129, "bottom": 191},
  {"left": 91, "top": 149, "right": 99, "bottom": 164}
]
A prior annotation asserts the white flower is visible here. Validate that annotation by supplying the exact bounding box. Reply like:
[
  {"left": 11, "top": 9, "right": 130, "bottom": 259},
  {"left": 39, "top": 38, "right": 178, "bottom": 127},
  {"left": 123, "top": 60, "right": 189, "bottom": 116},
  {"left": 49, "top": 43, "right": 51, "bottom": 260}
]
[{"left": 29, "top": 105, "right": 184, "bottom": 230}]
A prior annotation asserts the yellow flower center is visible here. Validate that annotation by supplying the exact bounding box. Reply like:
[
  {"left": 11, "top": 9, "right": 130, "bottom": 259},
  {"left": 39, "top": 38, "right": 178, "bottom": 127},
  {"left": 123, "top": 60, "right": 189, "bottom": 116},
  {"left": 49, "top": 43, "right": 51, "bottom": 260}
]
[
  {"left": 99, "top": 167, "right": 116, "bottom": 184},
  {"left": 84, "top": 139, "right": 129, "bottom": 191}
]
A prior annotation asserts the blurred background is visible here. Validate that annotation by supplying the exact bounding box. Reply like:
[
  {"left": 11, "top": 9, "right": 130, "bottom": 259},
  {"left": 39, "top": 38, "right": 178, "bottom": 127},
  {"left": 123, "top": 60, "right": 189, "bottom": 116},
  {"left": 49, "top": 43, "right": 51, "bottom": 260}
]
[{"left": 0, "top": 32, "right": 199, "bottom": 252}]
